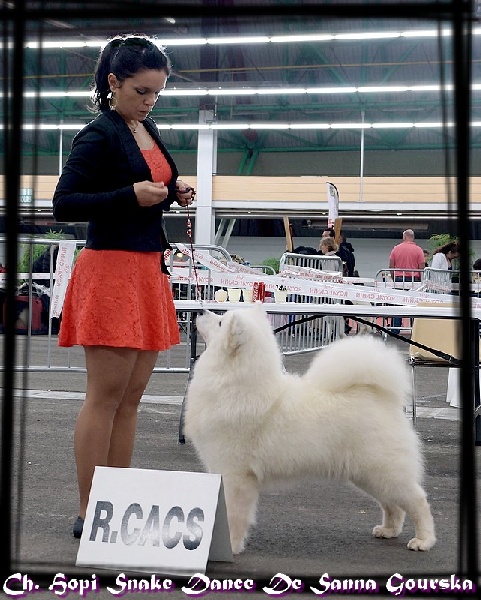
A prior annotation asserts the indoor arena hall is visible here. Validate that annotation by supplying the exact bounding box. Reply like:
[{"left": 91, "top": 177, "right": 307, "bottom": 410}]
[{"left": 1, "top": 0, "right": 480, "bottom": 596}]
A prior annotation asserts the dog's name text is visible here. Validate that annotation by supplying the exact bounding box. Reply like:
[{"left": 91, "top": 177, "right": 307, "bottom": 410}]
[
  {"left": 106, "top": 574, "right": 174, "bottom": 595},
  {"left": 2, "top": 573, "right": 476, "bottom": 597},
  {"left": 182, "top": 574, "right": 255, "bottom": 595},
  {"left": 263, "top": 573, "right": 304, "bottom": 594},
  {"left": 88, "top": 500, "right": 204, "bottom": 550},
  {"left": 385, "top": 573, "right": 475, "bottom": 596},
  {"left": 4, "top": 573, "right": 99, "bottom": 597}
]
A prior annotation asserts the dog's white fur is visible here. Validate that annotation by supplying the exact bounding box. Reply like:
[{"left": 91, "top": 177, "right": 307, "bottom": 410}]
[{"left": 185, "top": 302, "right": 436, "bottom": 554}]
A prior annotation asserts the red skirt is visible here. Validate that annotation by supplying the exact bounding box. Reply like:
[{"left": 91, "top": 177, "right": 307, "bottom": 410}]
[{"left": 58, "top": 249, "right": 180, "bottom": 351}]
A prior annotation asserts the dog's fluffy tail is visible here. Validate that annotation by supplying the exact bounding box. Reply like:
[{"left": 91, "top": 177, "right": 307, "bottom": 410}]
[{"left": 304, "top": 335, "right": 410, "bottom": 406}]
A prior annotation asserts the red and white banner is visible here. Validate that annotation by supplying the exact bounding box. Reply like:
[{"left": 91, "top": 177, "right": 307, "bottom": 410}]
[{"left": 50, "top": 241, "right": 77, "bottom": 318}]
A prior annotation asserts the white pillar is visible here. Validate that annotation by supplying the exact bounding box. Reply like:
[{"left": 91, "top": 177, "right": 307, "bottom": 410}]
[
  {"left": 195, "top": 109, "right": 217, "bottom": 245},
  {"left": 359, "top": 110, "right": 365, "bottom": 203}
]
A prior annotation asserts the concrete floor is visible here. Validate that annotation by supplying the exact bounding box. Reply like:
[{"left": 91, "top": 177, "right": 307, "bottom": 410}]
[{"left": 1, "top": 332, "right": 480, "bottom": 598}]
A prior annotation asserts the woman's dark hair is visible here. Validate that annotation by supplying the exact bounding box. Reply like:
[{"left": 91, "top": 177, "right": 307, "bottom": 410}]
[
  {"left": 91, "top": 34, "right": 172, "bottom": 112},
  {"left": 433, "top": 241, "right": 460, "bottom": 256}
]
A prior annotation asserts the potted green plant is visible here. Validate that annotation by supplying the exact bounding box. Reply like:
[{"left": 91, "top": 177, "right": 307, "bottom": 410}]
[
  {"left": 18, "top": 230, "right": 67, "bottom": 275},
  {"left": 262, "top": 257, "right": 280, "bottom": 274}
]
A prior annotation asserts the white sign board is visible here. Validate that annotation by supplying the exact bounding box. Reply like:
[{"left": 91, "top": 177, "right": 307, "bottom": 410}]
[
  {"left": 326, "top": 181, "right": 339, "bottom": 228},
  {"left": 76, "top": 467, "right": 232, "bottom": 576},
  {"left": 20, "top": 188, "right": 33, "bottom": 204}
]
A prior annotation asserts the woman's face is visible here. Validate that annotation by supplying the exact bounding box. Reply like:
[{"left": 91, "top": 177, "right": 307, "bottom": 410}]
[{"left": 109, "top": 69, "right": 168, "bottom": 122}]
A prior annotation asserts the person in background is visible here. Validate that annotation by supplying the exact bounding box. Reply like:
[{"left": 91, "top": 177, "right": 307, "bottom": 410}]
[
  {"left": 338, "top": 231, "right": 355, "bottom": 277},
  {"left": 472, "top": 258, "right": 481, "bottom": 286},
  {"left": 389, "top": 229, "right": 425, "bottom": 281},
  {"left": 52, "top": 34, "right": 194, "bottom": 540},
  {"left": 388, "top": 229, "right": 425, "bottom": 333},
  {"left": 292, "top": 245, "right": 318, "bottom": 255},
  {"left": 32, "top": 246, "right": 59, "bottom": 288},
  {"left": 422, "top": 248, "right": 430, "bottom": 267},
  {"left": 319, "top": 236, "right": 338, "bottom": 256},
  {"left": 431, "top": 241, "right": 460, "bottom": 270}
]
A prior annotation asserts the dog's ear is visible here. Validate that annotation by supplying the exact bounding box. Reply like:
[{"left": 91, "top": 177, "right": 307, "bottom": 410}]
[
  {"left": 223, "top": 313, "right": 245, "bottom": 356},
  {"left": 253, "top": 300, "right": 267, "bottom": 313},
  {"left": 196, "top": 310, "right": 222, "bottom": 345},
  {"left": 253, "top": 300, "right": 270, "bottom": 321}
]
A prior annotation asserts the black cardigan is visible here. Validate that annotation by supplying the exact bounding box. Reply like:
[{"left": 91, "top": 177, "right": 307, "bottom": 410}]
[{"left": 53, "top": 110, "right": 179, "bottom": 253}]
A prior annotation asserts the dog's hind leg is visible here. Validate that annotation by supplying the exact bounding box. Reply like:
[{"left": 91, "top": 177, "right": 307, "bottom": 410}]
[
  {"left": 355, "top": 475, "right": 435, "bottom": 551},
  {"left": 222, "top": 472, "right": 260, "bottom": 554},
  {"left": 373, "top": 504, "right": 406, "bottom": 539},
  {"left": 372, "top": 485, "right": 435, "bottom": 551},
  {"left": 401, "top": 485, "right": 436, "bottom": 551}
]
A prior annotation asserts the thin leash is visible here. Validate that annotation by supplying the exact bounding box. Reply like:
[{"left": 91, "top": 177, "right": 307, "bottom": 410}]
[
  {"left": 179, "top": 188, "right": 201, "bottom": 444},
  {"left": 185, "top": 188, "right": 203, "bottom": 304},
  {"left": 272, "top": 314, "right": 461, "bottom": 365}
]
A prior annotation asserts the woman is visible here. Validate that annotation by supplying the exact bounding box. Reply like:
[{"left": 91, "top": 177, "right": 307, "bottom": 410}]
[
  {"left": 319, "top": 236, "right": 348, "bottom": 274},
  {"left": 431, "top": 241, "right": 460, "bottom": 270},
  {"left": 318, "top": 237, "right": 338, "bottom": 256},
  {"left": 52, "top": 34, "right": 194, "bottom": 539}
]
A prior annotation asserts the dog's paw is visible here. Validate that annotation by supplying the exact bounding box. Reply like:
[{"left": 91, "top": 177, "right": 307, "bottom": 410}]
[
  {"left": 372, "top": 525, "right": 399, "bottom": 539},
  {"left": 230, "top": 537, "right": 245, "bottom": 555},
  {"left": 407, "top": 536, "right": 436, "bottom": 551}
]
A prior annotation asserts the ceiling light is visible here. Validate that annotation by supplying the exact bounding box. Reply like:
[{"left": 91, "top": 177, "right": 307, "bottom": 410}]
[
  {"left": 289, "top": 123, "right": 330, "bottom": 129},
  {"left": 372, "top": 122, "right": 414, "bottom": 128},
  {"left": 413, "top": 122, "right": 454, "bottom": 127},
  {"left": 270, "top": 34, "right": 332, "bottom": 43},
  {"left": 23, "top": 25, "right": 480, "bottom": 51},
  {"left": 400, "top": 29, "right": 449, "bottom": 38},
  {"left": 332, "top": 123, "right": 371, "bottom": 129},
  {"left": 21, "top": 82, "right": 478, "bottom": 100},
  {"left": 211, "top": 123, "right": 249, "bottom": 129},
  {"left": 334, "top": 32, "right": 401, "bottom": 40},
  {"left": 307, "top": 86, "right": 357, "bottom": 94},
  {"left": 159, "top": 88, "right": 208, "bottom": 96},
  {"left": 154, "top": 38, "right": 208, "bottom": 46},
  {"left": 10, "top": 121, "right": 480, "bottom": 131},
  {"left": 207, "top": 36, "right": 270, "bottom": 44}
]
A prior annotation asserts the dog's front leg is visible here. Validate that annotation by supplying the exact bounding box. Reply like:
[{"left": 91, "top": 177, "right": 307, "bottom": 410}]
[{"left": 222, "top": 472, "right": 260, "bottom": 554}]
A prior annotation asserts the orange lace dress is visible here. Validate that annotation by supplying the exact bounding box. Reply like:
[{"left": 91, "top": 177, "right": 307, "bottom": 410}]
[{"left": 58, "top": 144, "right": 180, "bottom": 351}]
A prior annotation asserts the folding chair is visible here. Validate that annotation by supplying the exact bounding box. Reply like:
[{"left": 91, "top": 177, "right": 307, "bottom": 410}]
[{"left": 409, "top": 302, "right": 481, "bottom": 422}]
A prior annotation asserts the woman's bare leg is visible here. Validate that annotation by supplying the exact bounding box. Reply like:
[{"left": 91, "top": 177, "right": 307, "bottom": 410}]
[
  {"left": 74, "top": 346, "right": 157, "bottom": 518},
  {"left": 107, "top": 350, "right": 158, "bottom": 466}
]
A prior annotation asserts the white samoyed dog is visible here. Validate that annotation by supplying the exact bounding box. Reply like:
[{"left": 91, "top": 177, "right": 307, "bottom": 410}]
[{"left": 184, "top": 302, "right": 436, "bottom": 555}]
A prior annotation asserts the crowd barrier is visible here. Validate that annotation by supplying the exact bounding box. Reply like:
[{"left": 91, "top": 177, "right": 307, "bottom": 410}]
[
  {"left": 1, "top": 238, "right": 479, "bottom": 374},
  {"left": 373, "top": 267, "right": 481, "bottom": 336}
]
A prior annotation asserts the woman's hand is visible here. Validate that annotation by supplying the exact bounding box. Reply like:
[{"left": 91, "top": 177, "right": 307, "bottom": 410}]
[
  {"left": 134, "top": 181, "right": 169, "bottom": 207},
  {"left": 175, "top": 180, "right": 195, "bottom": 207}
]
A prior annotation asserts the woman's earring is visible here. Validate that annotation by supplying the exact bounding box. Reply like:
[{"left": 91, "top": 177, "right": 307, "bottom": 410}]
[{"left": 109, "top": 91, "right": 116, "bottom": 109}]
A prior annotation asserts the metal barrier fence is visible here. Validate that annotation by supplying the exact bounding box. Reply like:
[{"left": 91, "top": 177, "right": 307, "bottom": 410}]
[
  {"left": 276, "top": 252, "right": 344, "bottom": 354},
  {"left": 373, "top": 268, "right": 481, "bottom": 335},
  {"left": 0, "top": 241, "right": 349, "bottom": 372},
  {"left": 374, "top": 268, "right": 425, "bottom": 335}
]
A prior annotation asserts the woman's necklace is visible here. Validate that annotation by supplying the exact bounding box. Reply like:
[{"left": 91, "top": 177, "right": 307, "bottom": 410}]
[{"left": 113, "top": 108, "right": 139, "bottom": 134}]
